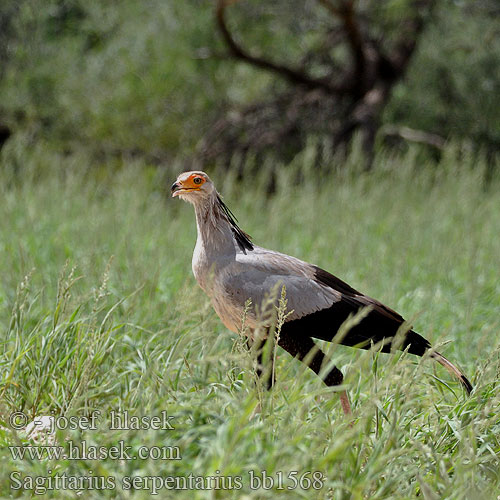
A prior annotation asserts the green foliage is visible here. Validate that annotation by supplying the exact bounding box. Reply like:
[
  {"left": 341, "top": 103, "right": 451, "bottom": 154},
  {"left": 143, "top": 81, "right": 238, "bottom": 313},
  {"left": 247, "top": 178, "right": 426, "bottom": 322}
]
[
  {"left": 1, "top": 0, "right": 228, "bottom": 154},
  {"left": 0, "top": 144, "right": 499, "bottom": 498},
  {"left": 386, "top": 1, "right": 500, "bottom": 149},
  {"left": 0, "top": 0, "right": 498, "bottom": 159}
]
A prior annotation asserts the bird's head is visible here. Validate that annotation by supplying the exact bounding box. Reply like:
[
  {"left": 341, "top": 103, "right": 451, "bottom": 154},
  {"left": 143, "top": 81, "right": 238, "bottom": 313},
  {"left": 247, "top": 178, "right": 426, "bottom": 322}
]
[{"left": 171, "top": 171, "right": 215, "bottom": 204}]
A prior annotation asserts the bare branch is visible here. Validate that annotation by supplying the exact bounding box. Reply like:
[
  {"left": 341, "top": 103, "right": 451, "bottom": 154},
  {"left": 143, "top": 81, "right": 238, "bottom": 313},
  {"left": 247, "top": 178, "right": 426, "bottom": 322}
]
[
  {"left": 380, "top": 125, "right": 446, "bottom": 150},
  {"left": 388, "top": 0, "right": 437, "bottom": 72},
  {"left": 316, "top": 0, "right": 342, "bottom": 17},
  {"left": 317, "top": 0, "right": 366, "bottom": 84},
  {"left": 215, "top": 0, "right": 349, "bottom": 95}
]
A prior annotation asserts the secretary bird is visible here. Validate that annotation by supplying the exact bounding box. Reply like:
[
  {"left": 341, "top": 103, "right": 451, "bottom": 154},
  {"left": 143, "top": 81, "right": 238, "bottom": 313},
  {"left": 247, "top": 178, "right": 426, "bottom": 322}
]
[{"left": 171, "top": 171, "right": 473, "bottom": 414}]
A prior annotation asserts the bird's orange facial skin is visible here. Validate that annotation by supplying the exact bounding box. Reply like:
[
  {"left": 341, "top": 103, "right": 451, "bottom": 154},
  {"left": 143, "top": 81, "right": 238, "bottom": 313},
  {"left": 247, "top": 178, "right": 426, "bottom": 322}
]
[{"left": 172, "top": 174, "right": 206, "bottom": 197}]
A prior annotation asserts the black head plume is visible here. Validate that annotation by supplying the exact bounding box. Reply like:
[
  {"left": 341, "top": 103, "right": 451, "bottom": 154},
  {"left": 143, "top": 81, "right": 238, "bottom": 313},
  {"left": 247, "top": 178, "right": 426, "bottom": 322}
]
[{"left": 216, "top": 195, "right": 254, "bottom": 253}]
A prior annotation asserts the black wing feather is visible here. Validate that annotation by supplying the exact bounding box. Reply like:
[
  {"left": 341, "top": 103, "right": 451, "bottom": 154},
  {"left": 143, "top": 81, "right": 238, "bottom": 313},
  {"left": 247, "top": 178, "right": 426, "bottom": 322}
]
[{"left": 281, "top": 265, "right": 430, "bottom": 356}]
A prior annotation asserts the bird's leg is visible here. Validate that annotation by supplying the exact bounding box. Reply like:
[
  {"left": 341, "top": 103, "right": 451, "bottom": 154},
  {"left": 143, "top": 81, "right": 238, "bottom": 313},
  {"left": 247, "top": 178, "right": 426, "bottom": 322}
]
[
  {"left": 278, "top": 332, "right": 351, "bottom": 415},
  {"left": 255, "top": 336, "right": 276, "bottom": 390},
  {"left": 339, "top": 391, "right": 352, "bottom": 415},
  {"left": 246, "top": 336, "right": 275, "bottom": 390}
]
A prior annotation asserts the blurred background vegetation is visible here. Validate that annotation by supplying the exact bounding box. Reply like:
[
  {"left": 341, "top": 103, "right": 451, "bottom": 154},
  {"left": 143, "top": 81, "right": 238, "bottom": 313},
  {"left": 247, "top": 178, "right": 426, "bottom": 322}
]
[{"left": 0, "top": 0, "right": 498, "bottom": 175}]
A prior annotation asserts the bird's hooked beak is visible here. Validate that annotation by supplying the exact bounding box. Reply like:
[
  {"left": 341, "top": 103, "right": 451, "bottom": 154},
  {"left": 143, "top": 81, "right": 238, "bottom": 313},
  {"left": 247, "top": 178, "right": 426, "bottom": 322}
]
[
  {"left": 171, "top": 173, "right": 205, "bottom": 198},
  {"left": 171, "top": 182, "right": 181, "bottom": 197},
  {"left": 171, "top": 181, "right": 198, "bottom": 198}
]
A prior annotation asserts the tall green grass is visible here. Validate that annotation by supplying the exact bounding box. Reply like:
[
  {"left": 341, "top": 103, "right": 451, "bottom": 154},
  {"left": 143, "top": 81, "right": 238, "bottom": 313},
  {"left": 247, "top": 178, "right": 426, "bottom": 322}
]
[{"left": 0, "top": 142, "right": 499, "bottom": 498}]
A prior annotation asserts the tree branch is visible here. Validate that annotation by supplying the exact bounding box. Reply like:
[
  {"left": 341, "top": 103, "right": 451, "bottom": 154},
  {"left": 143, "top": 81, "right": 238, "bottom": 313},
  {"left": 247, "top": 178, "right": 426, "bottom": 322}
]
[
  {"left": 388, "top": 0, "right": 436, "bottom": 72},
  {"left": 380, "top": 125, "right": 446, "bottom": 150},
  {"left": 215, "top": 0, "right": 349, "bottom": 95},
  {"left": 317, "top": 0, "right": 366, "bottom": 84}
]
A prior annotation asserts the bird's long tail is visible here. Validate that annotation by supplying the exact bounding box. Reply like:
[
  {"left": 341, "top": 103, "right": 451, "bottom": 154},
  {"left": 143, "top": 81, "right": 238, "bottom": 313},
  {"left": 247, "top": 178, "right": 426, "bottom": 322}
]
[{"left": 431, "top": 352, "right": 473, "bottom": 395}]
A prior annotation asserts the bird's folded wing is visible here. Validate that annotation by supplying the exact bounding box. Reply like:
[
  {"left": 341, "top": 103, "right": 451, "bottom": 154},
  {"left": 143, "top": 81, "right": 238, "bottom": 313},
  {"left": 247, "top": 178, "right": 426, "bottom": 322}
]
[
  {"left": 221, "top": 267, "right": 341, "bottom": 321},
  {"left": 220, "top": 248, "right": 340, "bottom": 321},
  {"left": 221, "top": 248, "right": 407, "bottom": 337}
]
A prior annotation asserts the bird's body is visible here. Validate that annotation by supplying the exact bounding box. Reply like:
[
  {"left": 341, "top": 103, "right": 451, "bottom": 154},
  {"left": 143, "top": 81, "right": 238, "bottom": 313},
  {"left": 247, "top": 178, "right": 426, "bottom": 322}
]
[
  {"left": 195, "top": 244, "right": 336, "bottom": 335},
  {"left": 172, "top": 171, "right": 472, "bottom": 413}
]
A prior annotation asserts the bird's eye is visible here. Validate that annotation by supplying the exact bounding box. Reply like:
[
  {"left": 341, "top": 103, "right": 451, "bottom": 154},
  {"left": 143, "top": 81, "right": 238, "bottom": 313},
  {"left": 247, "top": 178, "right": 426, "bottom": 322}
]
[{"left": 193, "top": 177, "right": 203, "bottom": 185}]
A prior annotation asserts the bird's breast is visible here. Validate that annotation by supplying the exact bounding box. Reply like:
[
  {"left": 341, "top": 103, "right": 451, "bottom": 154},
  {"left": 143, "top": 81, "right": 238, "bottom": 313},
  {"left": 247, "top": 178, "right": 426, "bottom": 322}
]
[
  {"left": 210, "top": 293, "right": 253, "bottom": 334},
  {"left": 192, "top": 254, "right": 255, "bottom": 334},
  {"left": 192, "top": 238, "right": 212, "bottom": 292}
]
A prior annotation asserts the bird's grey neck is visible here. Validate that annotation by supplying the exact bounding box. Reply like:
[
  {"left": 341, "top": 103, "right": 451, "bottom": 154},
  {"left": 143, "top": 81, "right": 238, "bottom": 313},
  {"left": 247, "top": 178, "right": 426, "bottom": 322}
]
[{"left": 194, "top": 196, "right": 236, "bottom": 257}]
